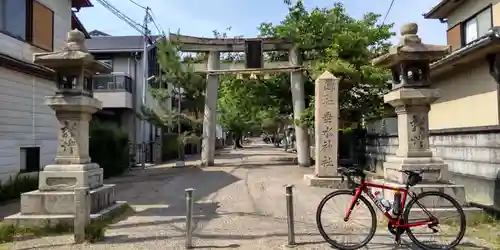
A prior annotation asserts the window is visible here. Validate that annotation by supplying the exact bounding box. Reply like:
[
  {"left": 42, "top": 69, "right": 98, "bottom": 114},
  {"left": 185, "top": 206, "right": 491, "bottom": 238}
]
[
  {"left": 0, "top": 0, "right": 28, "bottom": 40},
  {"left": 0, "top": 0, "right": 54, "bottom": 51},
  {"left": 20, "top": 147, "right": 40, "bottom": 173},
  {"left": 464, "top": 7, "right": 492, "bottom": 44}
]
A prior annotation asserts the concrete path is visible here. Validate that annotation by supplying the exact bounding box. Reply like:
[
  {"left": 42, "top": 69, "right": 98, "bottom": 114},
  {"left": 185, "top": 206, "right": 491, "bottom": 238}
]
[{"left": 8, "top": 142, "right": 493, "bottom": 249}]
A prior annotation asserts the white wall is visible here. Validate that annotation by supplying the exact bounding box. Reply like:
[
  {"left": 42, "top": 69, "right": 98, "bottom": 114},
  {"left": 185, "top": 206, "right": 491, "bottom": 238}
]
[
  {"left": 0, "top": 68, "right": 59, "bottom": 183},
  {"left": 0, "top": 0, "right": 72, "bottom": 183}
]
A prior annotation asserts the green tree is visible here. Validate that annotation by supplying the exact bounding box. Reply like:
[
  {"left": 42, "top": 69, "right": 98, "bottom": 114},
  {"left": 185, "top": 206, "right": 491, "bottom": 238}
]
[
  {"left": 217, "top": 76, "right": 265, "bottom": 148},
  {"left": 259, "top": 1, "right": 395, "bottom": 128},
  {"left": 141, "top": 37, "right": 206, "bottom": 158}
]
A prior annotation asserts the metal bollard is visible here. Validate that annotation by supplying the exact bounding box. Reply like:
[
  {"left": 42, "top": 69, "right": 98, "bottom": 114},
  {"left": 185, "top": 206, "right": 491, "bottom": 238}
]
[
  {"left": 285, "top": 184, "right": 296, "bottom": 247},
  {"left": 74, "top": 187, "right": 90, "bottom": 244},
  {"left": 185, "top": 188, "right": 195, "bottom": 249}
]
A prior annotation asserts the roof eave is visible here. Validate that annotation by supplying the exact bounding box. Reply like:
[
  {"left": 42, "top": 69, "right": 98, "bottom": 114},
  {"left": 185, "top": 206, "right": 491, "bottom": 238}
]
[
  {"left": 71, "top": 0, "right": 93, "bottom": 9},
  {"left": 430, "top": 33, "right": 500, "bottom": 76},
  {"left": 71, "top": 12, "right": 90, "bottom": 39},
  {"left": 88, "top": 49, "right": 144, "bottom": 53},
  {"left": 423, "top": 0, "right": 462, "bottom": 19}
]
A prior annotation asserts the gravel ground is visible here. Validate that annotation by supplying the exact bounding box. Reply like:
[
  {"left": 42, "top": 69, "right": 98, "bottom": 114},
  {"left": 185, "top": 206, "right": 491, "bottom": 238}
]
[{"left": 6, "top": 142, "right": 494, "bottom": 250}]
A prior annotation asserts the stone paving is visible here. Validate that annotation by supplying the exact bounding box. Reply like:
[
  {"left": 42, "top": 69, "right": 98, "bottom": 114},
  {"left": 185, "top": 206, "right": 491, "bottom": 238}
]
[{"left": 6, "top": 142, "right": 494, "bottom": 250}]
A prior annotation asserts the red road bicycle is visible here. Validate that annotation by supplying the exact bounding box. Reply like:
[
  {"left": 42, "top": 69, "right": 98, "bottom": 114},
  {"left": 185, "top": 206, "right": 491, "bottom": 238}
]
[{"left": 316, "top": 167, "right": 466, "bottom": 250}]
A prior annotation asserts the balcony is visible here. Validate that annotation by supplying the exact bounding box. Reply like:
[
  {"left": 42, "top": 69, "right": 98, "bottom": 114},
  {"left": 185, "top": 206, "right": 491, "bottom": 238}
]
[{"left": 93, "top": 74, "right": 133, "bottom": 109}]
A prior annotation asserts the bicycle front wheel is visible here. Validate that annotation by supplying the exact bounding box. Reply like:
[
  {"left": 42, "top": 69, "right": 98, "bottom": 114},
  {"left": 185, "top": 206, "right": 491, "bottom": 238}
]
[
  {"left": 404, "top": 191, "right": 466, "bottom": 250},
  {"left": 316, "top": 190, "right": 377, "bottom": 250}
]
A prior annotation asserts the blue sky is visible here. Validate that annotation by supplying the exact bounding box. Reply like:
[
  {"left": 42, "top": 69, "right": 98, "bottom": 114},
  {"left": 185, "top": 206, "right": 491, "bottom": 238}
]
[{"left": 77, "top": 0, "right": 446, "bottom": 45}]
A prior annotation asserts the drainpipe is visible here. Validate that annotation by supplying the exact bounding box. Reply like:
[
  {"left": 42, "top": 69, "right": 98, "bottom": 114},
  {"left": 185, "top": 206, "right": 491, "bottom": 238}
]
[{"left": 133, "top": 52, "right": 139, "bottom": 164}]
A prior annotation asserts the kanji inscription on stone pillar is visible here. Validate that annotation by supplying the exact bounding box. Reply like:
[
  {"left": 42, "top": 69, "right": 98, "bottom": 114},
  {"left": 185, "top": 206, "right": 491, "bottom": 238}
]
[{"left": 314, "top": 71, "right": 340, "bottom": 177}]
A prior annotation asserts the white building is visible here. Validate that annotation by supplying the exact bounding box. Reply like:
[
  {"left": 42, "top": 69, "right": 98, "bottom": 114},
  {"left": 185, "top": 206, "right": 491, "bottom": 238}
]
[{"left": 85, "top": 33, "right": 165, "bottom": 163}]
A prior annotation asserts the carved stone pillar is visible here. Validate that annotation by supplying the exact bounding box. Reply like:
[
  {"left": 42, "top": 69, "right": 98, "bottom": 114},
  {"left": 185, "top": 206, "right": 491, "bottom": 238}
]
[
  {"left": 304, "top": 71, "right": 344, "bottom": 188},
  {"left": 40, "top": 96, "right": 103, "bottom": 191}
]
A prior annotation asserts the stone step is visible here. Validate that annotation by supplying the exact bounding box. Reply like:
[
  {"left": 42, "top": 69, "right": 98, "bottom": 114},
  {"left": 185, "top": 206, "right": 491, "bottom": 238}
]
[
  {"left": 4, "top": 201, "right": 127, "bottom": 227},
  {"left": 19, "top": 184, "right": 116, "bottom": 215}
]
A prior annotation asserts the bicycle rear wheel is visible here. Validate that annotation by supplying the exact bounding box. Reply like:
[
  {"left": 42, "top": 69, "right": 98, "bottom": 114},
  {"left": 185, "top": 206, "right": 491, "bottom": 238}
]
[
  {"left": 316, "top": 190, "right": 377, "bottom": 250},
  {"left": 403, "top": 191, "right": 466, "bottom": 250}
]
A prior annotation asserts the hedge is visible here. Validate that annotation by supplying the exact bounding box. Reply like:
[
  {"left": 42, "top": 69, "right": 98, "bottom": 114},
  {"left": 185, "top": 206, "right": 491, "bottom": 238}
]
[{"left": 89, "top": 121, "right": 130, "bottom": 178}]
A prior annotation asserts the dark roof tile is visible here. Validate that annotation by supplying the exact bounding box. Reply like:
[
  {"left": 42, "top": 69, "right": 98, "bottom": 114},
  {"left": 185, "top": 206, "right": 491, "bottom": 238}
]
[{"left": 85, "top": 35, "right": 161, "bottom": 52}]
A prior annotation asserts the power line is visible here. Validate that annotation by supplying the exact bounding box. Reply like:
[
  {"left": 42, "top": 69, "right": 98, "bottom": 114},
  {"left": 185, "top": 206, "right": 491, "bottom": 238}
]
[
  {"left": 94, "top": 0, "right": 150, "bottom": 37},
  {"left": 381, "top": 0, "right": 395, "bottom": 26},
  {"left": 149, "top": 11, "right": 165, "bottom": 36},
  {"left": 129, "top": 0, "right": 147, "bottom": 10}
]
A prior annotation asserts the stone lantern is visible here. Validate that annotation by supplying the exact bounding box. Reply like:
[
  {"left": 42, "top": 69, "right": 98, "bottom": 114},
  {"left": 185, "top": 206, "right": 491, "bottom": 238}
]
[
  {"left": 4, "top": 30, "right": 125, "bottom": 226},
  {"left": 372, "top": 23, "right": 452, "bottom": 184}
]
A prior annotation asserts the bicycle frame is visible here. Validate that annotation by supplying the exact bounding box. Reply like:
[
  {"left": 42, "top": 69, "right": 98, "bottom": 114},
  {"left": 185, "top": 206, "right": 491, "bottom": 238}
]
[{"left": 345, "top": 179, "right": 436, "bottom": 229}]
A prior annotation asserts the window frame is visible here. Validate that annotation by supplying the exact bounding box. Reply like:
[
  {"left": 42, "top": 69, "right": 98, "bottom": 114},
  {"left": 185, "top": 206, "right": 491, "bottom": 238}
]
[
  {"left": 0, "top": 0, "right": 32, "bottom": 42},
  {"left": 0, "top": 0, "right": 54, "bottom": 51},
  {"left": 461, "top": 5, "right": 493, "bottom": 46}
]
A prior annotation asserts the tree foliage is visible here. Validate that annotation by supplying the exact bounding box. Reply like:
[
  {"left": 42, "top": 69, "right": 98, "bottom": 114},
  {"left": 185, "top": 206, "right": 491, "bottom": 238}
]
[
  {"left": 259, "top": 1, "right": 395, "bottom": 127},
  {"left": 141, "top": 37, "right": 205, "bottom": 145},
  {"left": 217, "top": 73, "right": 295, "bottom": 135}
]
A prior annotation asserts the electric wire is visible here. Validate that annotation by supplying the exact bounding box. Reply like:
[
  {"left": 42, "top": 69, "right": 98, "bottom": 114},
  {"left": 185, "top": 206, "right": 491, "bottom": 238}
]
[{"left": 381, "top": 0, "right": 395, "bottom": 26}]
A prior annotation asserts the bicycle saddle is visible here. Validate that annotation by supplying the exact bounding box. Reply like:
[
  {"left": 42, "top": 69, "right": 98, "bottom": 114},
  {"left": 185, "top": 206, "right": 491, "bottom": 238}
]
[{"left": 397, "top": 169, "right": 423, "bottom": 186}]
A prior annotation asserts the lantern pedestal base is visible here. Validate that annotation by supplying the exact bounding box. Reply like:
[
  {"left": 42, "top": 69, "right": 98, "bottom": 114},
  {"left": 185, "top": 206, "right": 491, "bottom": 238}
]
[
  {"left": 383, "top": 156, "right": 449, "bottom": 184},
  {"left": 303, "top": 174, "right": 346, "bottom": 188}
]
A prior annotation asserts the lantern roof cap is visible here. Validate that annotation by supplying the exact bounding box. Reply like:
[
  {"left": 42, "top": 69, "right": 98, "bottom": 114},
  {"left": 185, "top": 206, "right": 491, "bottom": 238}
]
[
  {"left": 372, "top": 23, "right": 451, "bottom": 68},
  {"left": 34, "top": 29, "right": 111, "bottom": 73}
]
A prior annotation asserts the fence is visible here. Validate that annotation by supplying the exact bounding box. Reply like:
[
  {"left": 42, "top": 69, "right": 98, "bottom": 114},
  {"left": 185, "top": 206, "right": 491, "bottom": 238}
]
[{"left": 128, "top": 141, "right": 161, "bottom": 167}]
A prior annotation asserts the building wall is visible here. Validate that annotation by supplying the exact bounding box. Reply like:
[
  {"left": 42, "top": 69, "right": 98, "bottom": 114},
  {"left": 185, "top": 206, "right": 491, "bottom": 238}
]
[
  {"left": 0, "top": 0, "right": 72, "bottom": 182},
  {"left": 0, "top": 68, "right": 59, "bottom": 183},
  {"left": 429, "top": 61, "right": 499, "bottom": 130},
  {"left": 447, "top": 0, "right": 500, "bottom": 28}
]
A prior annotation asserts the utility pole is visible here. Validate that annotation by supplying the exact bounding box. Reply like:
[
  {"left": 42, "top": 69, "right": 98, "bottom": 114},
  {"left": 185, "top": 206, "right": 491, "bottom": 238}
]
[{"left": 141, "top": 7, "right": 151, "bottom": 168}]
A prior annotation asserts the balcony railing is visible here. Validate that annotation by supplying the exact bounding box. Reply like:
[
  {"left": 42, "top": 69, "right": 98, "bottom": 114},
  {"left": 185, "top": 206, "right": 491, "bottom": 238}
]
[{"left": 92, "top": 74, "right": 133, "bottom": 93}]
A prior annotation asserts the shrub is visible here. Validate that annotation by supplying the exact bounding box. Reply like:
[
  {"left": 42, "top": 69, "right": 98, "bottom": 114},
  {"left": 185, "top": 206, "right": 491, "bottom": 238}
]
[
  {"left": 0, "top": 175, "right": 38, "bottom": 202},
  {"left": 84, "top": 220, "right": 106, "bottom": 243},
  {"left": 162, "top": 133, "right": 179, "bottom": 161},
  {"left": 0, "top": 224, "right": 15, "bottom": 243},
  {"left": 89, "top": 121, "right": 129, "bottom": 178}
]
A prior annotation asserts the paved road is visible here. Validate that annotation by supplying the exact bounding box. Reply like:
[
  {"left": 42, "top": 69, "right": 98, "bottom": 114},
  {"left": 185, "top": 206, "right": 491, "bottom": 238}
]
[{"left": 8, "top": 142, "right": 493, "bottom": 249}]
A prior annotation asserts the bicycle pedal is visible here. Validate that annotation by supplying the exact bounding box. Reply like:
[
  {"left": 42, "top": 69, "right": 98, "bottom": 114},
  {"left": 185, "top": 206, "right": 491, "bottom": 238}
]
[{"left": 393, "top": 238, "right": 401, "bottom": 248}]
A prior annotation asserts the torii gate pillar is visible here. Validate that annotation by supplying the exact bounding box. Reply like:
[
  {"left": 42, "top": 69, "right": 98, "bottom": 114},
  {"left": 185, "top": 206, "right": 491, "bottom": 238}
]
[
  {"left": 289, "top": 46, "right": 311, "bottom": 167},
  {"left": 201, "top": 51, "right": 220, "bottom": 166}
]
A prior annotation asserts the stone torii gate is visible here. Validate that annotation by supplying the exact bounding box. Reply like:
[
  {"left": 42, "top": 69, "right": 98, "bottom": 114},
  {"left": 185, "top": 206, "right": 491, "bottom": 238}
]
[{"left": 169, "top": 34, "right": 311, "bottom": 167}]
